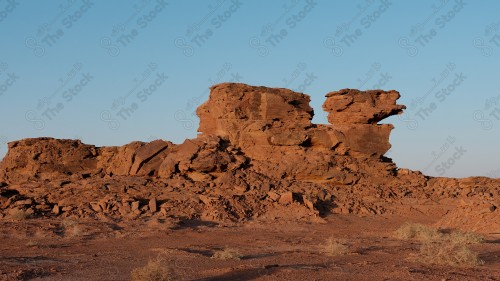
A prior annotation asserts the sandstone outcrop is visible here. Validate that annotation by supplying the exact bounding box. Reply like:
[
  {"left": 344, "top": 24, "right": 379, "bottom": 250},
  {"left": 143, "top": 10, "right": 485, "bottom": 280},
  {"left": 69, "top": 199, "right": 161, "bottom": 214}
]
[
  {"left": 0, "top": 83, "right": 405, "bottom": 184},
  {"left": 0, "top": 138, "right": 98, "bottom": 182},
  {"left": 194, "top": 83, "right": 404, "bottom": 182},
  {"left": 98, "top": 139, "right": 173, "bottom": 176},
  {"left": 323, "top": 89, "right": 405, "bottom": 125},
  {"left": 0, "top": 83, "right": 497, "bottom": 234},
  {"left": 323, "top": 89, "right": 406, "bottom": 157}
]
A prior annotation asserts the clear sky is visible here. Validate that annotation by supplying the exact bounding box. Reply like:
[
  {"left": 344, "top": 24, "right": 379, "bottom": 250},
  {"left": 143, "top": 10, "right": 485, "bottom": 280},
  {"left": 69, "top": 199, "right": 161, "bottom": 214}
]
[{"left": 1, "top": 0, "right": 499, "bottom": 178}]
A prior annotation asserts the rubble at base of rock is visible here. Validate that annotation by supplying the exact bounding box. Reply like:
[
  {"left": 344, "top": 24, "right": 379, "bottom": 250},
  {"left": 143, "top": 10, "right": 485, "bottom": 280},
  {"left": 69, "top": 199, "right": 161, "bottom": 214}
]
[{"left": 0, "top": 83, "right": 497, "bottom": 234}]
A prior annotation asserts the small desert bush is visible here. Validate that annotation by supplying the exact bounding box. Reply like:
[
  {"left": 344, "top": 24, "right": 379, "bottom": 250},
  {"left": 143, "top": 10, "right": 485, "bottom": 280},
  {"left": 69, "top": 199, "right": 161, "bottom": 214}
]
[
  {"left": 211, "top": 248, "right": 243, "bottom": 260},
  {"left": 418, "top": 242, "right": 484, "bottom": 267},
  {"left": 395, "top": 223, "right": 442, "bottom": 242},
  {"left": 395, "top": 223, "right": 484, "bottom": 244},
  {"left": 131, "top": 258, "right": 175, "bottom": 281},
  {"left": 448, "top": 231, "right": 484, "bottom": 245},
  {"left": 322, "top": 237, "right": 349, "bottom": 256},
  {"left": 396, "top": 223, "right": 485, "bottom": 267}
]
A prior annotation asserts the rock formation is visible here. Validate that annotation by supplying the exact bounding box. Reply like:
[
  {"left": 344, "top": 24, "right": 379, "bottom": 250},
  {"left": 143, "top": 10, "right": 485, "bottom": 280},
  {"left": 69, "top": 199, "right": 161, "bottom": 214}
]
[
  {"left": 0, "top": 83, "right": 497, "bottom": 234},
  {"left": 194, "top": 83, "right": 404, "bottom": 183},
  {"left": 323, "top": 88, "right": 405, "bottom": 156},
  {"left": 0, "top": 83, "right": 405, "bottom": 184}
]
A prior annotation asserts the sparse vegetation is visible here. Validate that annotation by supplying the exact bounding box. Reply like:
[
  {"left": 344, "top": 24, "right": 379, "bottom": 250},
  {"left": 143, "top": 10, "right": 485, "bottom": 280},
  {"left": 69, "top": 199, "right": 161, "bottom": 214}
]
[
  {"left": 448, "top": 231, "right": 484, "bottom": 245},
  {"left": 395, "top": 222, "right": 442, "bottom": 241},
  {"left": 395, "top": 223, "right": 485, "bottom": 267},
  {"left": 131, "top": 258, "right": 176, "bottom": 281},
  {"left": 322, "top": 237, "right": 349, "bottom": 256},
  {"left": 418, "top": 242, "right": 484, "bottom": 267},
  {"left": 211, "top": 248, "right": 243, "bottom": 260}
]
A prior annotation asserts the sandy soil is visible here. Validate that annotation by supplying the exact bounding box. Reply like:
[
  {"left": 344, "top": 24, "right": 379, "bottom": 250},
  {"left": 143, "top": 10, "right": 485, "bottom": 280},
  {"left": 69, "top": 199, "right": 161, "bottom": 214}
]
[{"left": 1, "top": 213, "right": 498, "bottom": 281}]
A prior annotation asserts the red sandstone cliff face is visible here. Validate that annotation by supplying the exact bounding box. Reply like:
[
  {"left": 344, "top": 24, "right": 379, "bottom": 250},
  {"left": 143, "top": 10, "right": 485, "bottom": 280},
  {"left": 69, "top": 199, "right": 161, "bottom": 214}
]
[
  {"left": 193, "top": 83, "right": 405, "bottom": 183},
  {"left": 0, "top": 83, "right": 497, "bottom": 233}
]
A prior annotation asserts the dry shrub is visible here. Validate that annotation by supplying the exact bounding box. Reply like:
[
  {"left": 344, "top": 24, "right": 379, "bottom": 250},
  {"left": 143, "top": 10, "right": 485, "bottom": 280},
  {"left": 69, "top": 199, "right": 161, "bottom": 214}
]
[
  {"left": 131, "top": 258, "right": 176, "bottom": 281},
  {"left": 211, "top": 248, "right": 243, "bottom": 260},
  {"left": 395, "top": 223, "right": 442, "bottom": 242},
  {"left": 322, "top": 237, "right": 349, "bottom": 256},
  {"left": 448, "top": 231, "right": 484, "bottom": 245},
  {"left": 396, "top": 223, "right": 485, "bottom": 267},
  {"left": 419, "top": 242, "right": 484, "bottom": 267}
]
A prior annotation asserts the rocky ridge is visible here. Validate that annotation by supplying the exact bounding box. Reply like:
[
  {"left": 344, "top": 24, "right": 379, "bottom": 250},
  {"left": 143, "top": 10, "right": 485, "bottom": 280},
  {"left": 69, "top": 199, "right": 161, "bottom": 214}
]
[{"left": 0, "top": 83, "right": 497, "bottom": 233}]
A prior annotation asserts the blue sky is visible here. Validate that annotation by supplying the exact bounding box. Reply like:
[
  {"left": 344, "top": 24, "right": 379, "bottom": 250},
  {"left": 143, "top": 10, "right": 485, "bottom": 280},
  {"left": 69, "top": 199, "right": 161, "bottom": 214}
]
[{"left": 1, "top": 0, "right": 499, "bottom": 178}]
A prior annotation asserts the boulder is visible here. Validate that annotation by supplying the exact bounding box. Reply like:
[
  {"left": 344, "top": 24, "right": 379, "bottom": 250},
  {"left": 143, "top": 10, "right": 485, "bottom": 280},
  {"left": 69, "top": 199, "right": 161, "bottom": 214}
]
[
  {"left": 323, "top": 89, "right": 406, "bottom": 125},
  {"left": 0, "top": 138, "right": 98, "bottom": 183}
]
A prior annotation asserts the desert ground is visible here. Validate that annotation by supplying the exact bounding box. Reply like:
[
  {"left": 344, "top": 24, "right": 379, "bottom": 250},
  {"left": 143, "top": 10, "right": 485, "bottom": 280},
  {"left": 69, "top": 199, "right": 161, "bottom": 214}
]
[
  {"left": 0, "top": 211, "right": 499, "bottom": 280},
  {"left": 0, "top": 83, "right": 498, "bottom": 280}
]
